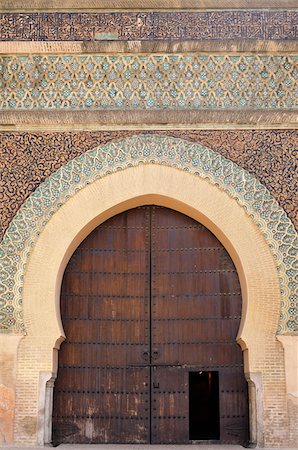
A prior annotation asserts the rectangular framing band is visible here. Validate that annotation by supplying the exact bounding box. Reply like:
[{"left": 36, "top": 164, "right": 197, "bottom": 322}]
[
  {"left": 1, "top": 41, "right": 298, "bottom": 54},
  {"left": 0, "top": 0, "right": 297, "bottom": 10},
  {"left": 1, "top": 110, "right": 297, "bottom": 129}
]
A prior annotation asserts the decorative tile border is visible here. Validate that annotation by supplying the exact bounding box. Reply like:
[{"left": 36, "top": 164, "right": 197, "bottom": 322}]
[
  {"left": 1, "top": 54, "right": 298, "bottom": 111},
  {"left": 0, "top": 135, "right": 297, "bottom": 334},
  {"left": 0, "top": 11, "right": 297, "bottom": 41}
]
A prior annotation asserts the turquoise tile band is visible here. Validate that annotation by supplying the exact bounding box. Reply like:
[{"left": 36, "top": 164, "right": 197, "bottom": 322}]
[{"left": 1, "top": 54, "right": 297, "bottom": 110}]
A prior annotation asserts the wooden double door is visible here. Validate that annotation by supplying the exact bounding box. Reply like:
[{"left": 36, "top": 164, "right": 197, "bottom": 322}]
[{"left": 52, "top": 206, "right": 249, "bottom": 445}]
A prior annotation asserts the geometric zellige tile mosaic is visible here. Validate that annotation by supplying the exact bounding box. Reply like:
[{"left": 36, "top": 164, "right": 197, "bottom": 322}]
[{"left": 1, "top": 54, "right": 298, "bottom": 110}]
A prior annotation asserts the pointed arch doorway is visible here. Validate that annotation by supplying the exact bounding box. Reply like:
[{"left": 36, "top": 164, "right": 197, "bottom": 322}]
[{"left": 52, "top": 205, "right": 249, "bottom": 445}]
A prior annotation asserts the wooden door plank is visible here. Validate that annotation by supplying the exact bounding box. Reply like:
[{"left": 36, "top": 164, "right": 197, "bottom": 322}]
[{"left": 151, "top": 366, "right": 188, "bottom": 444}]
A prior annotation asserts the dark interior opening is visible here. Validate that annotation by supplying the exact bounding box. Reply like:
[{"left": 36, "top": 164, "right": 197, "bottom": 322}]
[{"left": 189, "top": 371, "right": 220, "bottom": 440}]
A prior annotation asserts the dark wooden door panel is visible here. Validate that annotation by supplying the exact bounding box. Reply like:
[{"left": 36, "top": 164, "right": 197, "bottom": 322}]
[
  {"left": 148, "top": 294, "right": 241, "bottom": 318},
  {"left": 152, "top": 318, "right": 241, "bottom": 341},
  {"left": 65, "top": 272, "right": 148, "bottom": 297},
  {"left": 155, "top": 247, "right": 235, "bottom": 271},
  {"left": 151, "top": 366, "right": 189, "bottom": 444},
  {"left": 53, "top": 205, "right": 249, "bottom": 445},
  {"left": 220, "top": 368, "right": 249, "bottom": 444},
  {"left": 151, "top": 206, "right": 242, "bottom": 356},
  {"left": 53, "top": 367, "right": 150, "bottom": 444},
  {"left": 150, "top": 206, "right": 248, "bottom": 444},
  {"left": 62, "top": 296, "right": 147, "bottom": 320},
  {"left": 150, "top": 343, "right": 243, "bottom": 367},
  {"left": 52, "top": 207, "right": 151, "bottom": 444}
]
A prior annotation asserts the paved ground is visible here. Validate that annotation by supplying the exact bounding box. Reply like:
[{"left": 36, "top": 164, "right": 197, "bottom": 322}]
[
  {"left": 54, "top": 446, "right": 297, "bottom": 450},
  {"left": 4, "top": 446, "right": 297, "bottom": 450},
  {"left": 52, "top": 446, "right": 247, "bottom": 449}
]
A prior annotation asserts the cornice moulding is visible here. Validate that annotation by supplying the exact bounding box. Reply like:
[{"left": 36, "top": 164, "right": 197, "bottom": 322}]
[{"left": 0, "top": 0, "right": 297, "bottom": 12}]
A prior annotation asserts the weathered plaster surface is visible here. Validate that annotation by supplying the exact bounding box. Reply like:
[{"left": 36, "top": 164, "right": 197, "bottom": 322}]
[{"left": 0, "top": 335, "right": 22, "bottom": 445}]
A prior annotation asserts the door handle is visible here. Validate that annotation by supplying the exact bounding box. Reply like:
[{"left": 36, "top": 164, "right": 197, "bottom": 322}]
[
  {"left": 142, "top": 350, "right": 150, "bottom": 361},
  {"left": 152, "top": 349, "right": 160, "bottom": 360}
]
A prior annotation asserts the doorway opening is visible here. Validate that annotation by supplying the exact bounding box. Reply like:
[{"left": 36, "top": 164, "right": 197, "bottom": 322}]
[
  {"left": 189, "top": 371, "right": 220, "bottom": 440},
  {"left": 52, "top": 205, "right": 249, "bottom": 445}
]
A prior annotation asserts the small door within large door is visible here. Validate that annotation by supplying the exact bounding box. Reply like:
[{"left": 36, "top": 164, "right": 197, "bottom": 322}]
[{"left": 52, "top": 206, "right": 249, "bottom": 445}]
